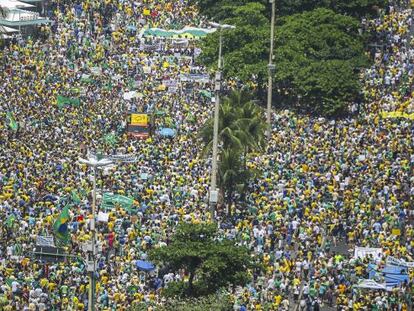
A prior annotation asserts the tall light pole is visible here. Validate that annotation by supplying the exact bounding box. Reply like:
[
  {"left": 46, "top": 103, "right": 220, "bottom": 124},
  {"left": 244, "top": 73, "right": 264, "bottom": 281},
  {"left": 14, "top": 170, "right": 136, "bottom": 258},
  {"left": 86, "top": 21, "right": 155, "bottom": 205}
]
[
  {"left": 78, "top": 154, "right": 113, "bottom": 311},
  {"left": 267, "top": 0, "right": 276, "bottom": 140},
  {"left": 208, "top": 22, "right": 236, "bottom": 221}
]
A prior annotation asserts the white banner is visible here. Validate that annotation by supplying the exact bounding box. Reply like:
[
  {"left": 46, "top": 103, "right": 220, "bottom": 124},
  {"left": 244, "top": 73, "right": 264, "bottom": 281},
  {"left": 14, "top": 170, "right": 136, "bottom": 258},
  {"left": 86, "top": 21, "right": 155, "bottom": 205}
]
[
  {"left": 97, "top": 211, "right": 109, "bottom": 223},
  {"left": 36, "top": 236, "right": 55, "bottom": 247},
  {"left": 387, "top": 256, "right": 414, "bottom": 268},
  {"left": 354, "top": 247, "right": 382, "bottom": 261},
  {"left": 354, "top": 279, "right": 387, "bottom": 290},
  {"left": 108, "top": 154, "right": 138, "bottom": 163}
]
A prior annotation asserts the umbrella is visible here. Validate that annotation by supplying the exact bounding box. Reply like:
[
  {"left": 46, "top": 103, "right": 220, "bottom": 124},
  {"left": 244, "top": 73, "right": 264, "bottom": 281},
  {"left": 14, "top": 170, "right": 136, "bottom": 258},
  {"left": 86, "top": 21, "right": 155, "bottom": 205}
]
[
  {"left": 136, "top": 260, "right": 155, "bottom": 272},
  {"left": 159, "top": 128, "right": 176, "bottom": 137}
]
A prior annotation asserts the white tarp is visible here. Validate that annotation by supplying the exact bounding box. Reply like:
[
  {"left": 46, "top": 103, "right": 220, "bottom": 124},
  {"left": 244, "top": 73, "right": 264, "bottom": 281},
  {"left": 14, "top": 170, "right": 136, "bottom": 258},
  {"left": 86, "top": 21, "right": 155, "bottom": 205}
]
[
  {"left": 354, "top": 247, "right": 382, "bottom": 261},
  {"left": 354, "top": 279, "right": 387, "bottom": 290}
]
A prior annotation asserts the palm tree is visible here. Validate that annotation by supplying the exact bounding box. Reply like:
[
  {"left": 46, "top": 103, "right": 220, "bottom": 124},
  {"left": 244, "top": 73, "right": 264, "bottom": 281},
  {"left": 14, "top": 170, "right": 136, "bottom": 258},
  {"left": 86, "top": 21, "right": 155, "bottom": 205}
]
[
  {"left": 233, "top": 100, "right": 267, "bottom": 169},
  {"left": 200, "top": 89, "right": 266, "bottom": 214},
  {"left": 218, "top": 148, "right": 253, "bottom": 216},
  {"left": 200, "top": 99, "right": 243, "bottom": 154},
  {"left": 200, "top": 88, "right": 266, "bottom": 155}
]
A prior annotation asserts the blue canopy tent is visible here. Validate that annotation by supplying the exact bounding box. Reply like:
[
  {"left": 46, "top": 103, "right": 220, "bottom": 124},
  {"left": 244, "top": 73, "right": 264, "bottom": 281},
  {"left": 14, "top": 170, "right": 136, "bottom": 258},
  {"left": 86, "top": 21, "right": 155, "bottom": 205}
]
[
  {"left": 159, "top": 128, "right": 176, "bottom": 137},
  {"left": 136, "top": 260, "right": 155, "bottom": 272}
]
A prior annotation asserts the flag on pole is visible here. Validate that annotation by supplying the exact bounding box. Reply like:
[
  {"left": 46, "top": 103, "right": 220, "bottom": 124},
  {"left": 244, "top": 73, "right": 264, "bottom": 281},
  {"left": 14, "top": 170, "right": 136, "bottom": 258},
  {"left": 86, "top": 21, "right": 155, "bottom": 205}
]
[
  {"left": 6, "top": 112, "right": 18, "bottom": 131},
  {"left": 53, "top": 205, "right": 71, "bottom": 246}
]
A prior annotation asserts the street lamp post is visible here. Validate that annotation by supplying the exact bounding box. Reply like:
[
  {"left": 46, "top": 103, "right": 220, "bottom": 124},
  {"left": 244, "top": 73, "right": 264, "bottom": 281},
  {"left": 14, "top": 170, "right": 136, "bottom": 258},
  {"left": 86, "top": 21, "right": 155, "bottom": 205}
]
[
  {"left": 78, "top": 154, "right": 113, "bottom": 311},
  {"left": 208, "top": 22, "right": 235, "bottom": 221},
  {"left": 267, "top": 0, "right": 276, "bottom": 140}
]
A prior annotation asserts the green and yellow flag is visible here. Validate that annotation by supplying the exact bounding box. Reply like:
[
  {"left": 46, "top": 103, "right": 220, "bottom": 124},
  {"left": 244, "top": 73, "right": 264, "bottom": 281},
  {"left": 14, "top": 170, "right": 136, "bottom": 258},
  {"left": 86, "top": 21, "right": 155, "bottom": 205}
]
[{"left": 53, "top": 205, "right": 71, "bottom": 246}]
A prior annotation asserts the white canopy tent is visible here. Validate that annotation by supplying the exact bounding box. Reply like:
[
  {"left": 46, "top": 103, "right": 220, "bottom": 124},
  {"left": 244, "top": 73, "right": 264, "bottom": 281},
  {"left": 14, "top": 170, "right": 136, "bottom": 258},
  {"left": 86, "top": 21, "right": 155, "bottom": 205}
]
[
  {"left": 0, "top": 8, "right": 50, "bottom": 27},
  {"left": 0, "top": 0, "right": 35, "bottom": 9},
  {"left": 0, "top": 0, "right": 50, "bottom": 29}
]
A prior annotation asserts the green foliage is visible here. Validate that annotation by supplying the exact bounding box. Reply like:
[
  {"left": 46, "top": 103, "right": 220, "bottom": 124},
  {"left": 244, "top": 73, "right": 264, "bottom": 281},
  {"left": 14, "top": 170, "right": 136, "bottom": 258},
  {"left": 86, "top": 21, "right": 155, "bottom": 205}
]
[
  {"left": 130, "top": 293, "right": 233, "bottom": 311},
  {"left": 200, "top": 89, "right": 266, "bottom": 154},
  {"left": 194, "top": 0, "right": 268, "bottom": 20},
  {"left": 293, "top": 60, "right": 362, "bottom": 116},
  {"left": 330, "top": 0, "right": 387, "bottom": 17},
  {"left": 274, "top": 8, "right": 369, "bottom": 115},
  {"left": 195, "top": 0, "right": 386, "bottom": 18},
  {"left": 200, "top": 89, "right": 266, "bottom": 208},
  {"left": 199, "top": 2, "right": 269, "bottom": 85},
  {"left": 196, "top": 0, "right": 382, "bottom": 116},
  {"left": 218, "top": 148, "right": 256, "bottom": 210},
  {"left": 149, "top": 223, "right": 254, "bottom": 298}
]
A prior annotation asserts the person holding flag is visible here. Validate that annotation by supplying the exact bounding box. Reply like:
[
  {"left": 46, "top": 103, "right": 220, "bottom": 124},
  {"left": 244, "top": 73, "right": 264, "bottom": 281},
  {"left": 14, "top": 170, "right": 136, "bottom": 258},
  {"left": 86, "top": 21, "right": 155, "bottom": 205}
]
[{"left": 53, "top": 205, "right": 71, "bottom": 246}]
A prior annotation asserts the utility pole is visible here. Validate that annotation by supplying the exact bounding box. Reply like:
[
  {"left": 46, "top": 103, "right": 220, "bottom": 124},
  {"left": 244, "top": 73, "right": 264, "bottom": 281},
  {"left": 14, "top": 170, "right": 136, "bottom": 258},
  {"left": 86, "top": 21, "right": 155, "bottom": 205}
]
[
  {"left": 267, "top": 0, "right": 276, "bottom": 140},
  {"left": 79, "top": 155, "right": 113, "bottom": 311},
  {"left": 208, "top": 22, "right": 235, "bottom": 221}
]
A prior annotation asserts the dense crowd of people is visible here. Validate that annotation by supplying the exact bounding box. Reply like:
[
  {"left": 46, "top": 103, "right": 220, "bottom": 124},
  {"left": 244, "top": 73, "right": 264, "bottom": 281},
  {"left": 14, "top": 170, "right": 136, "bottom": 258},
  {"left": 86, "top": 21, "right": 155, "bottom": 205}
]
[{"left": 0, "top": 0, "right": 413, "bottom": 310}]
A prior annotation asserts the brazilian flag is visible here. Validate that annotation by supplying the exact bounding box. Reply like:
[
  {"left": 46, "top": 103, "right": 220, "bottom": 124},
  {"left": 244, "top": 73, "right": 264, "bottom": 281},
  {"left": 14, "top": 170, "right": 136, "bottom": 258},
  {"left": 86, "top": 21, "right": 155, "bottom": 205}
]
[{"left": 53, "top": 205, "right": 71, "bottom": 246}]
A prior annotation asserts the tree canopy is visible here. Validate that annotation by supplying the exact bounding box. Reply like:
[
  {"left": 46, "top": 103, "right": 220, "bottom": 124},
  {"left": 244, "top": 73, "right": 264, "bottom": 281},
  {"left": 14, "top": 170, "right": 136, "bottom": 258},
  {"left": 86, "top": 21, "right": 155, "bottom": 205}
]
[
  {"left": 131, "top": 294, "right": 233, "bottom": 311},
  {"left": 274, "top": 8, "right": 369, "bottom": 115},
  {"left": 149, "top": 223, "right": 254, "bottom": 298},
  {"left": 199, "top": 2, "right": 372, "bottom": 116},
  {"left": 195, "top": 0, "right": 386, "bottom": 19},
  {"left": 199, "top": 2, "right": 269, "bottom": 86}
]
